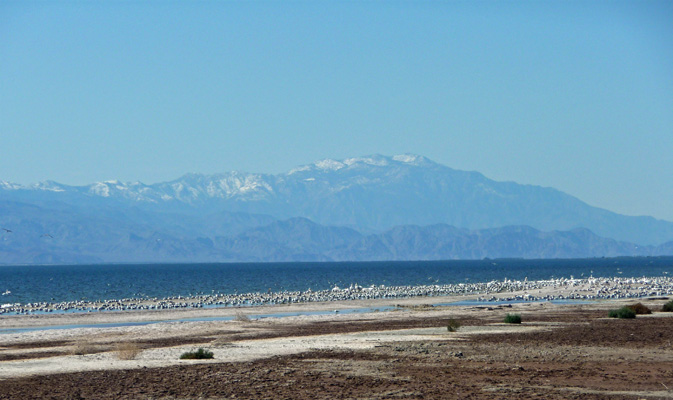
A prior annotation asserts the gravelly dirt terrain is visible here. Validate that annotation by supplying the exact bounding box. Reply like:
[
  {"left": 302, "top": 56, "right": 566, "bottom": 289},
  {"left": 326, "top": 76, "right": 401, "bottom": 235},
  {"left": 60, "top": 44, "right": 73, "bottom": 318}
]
[{"left": 1, "top": 304, "right": 672, "bottom": 399}]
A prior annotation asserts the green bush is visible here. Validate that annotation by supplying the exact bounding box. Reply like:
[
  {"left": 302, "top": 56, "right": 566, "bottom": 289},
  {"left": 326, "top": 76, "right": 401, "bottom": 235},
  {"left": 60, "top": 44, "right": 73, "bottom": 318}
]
[
  {"left": 608, "top": 307, "right": 636, "bottom": 319},
  {"left": 662, "top": 300, "right": 673, "bottom": 312},
  {"left": 180, "top": 348, "right": 214, "bottom": 360},
  {"left": 503, "top": 314, "right": 522, "bottom": 324},
  {"left": 446, "top": 319, "right": 461, "bottom": 332}
]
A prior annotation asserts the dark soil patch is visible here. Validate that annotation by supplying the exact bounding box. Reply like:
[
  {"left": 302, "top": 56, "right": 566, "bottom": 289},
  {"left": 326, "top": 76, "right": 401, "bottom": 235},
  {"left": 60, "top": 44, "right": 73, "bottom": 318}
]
[{"left": 478, "top": 315, "right": 673, "bottom": 348}]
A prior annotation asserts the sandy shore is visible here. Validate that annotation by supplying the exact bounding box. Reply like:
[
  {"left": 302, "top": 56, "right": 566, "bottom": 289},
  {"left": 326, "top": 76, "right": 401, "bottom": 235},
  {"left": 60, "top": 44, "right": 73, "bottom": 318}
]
[{"left": 1, "top": 278, "right": 673, "bottom": 399}]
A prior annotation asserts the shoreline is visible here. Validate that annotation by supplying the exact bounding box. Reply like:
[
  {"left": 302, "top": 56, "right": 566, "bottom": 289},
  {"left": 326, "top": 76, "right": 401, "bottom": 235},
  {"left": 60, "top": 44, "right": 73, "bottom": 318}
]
[
  {"left": 2, "top": 275, "right": 672, "bottom": 317},
  {"left": 1, "top": 275, "right": 672, "bottom": 331}
]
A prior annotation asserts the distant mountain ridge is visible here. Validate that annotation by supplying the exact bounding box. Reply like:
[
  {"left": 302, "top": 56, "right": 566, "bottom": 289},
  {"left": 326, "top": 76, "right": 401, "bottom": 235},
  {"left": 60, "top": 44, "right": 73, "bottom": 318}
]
[
  {"left": 2, "top": 154, "right": 673, "bottom": 264},
  {"left": 2, "top": 154, "right": 672, "bottom": 245},
  {"left": 1, "top": 213, "right": 672, "bottom": 264}
]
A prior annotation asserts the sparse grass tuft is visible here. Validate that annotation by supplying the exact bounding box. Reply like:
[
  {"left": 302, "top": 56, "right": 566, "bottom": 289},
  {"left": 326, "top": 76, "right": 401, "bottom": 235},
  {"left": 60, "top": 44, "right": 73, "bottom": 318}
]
[
  {"left": 608, "top": 306, "right": 636, "bottom": 319},
  {"left": 446, "top": 319, "right": 461, "bottom": 332},
  {"left": 180, "top": 348, "right": 214, "bottom": 360},
  {"left": 662, "top": 300, "right": 673, "bottom": 312},
  {"left": 211, "top": 337, "right": 234, "bottom": 347},
  {"left": 626, "top": 302, "right": 652, "bottom": 315},
  {"left": 115, "top": 342, "right": 142, "bottom": 360},
  {"left": 70, "top": 340, "right": 101, "bottom": 356},
  {"left": 503, "top": 314, "right": 522, "bottom": 324},
  {"left": 235, "top": 312, "right": 251, "bottom": 322}
]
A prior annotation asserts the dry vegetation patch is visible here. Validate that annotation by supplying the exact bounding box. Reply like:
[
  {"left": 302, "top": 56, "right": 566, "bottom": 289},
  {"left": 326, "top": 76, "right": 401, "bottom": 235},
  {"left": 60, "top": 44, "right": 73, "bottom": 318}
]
[
  {"left": 69, "top": 340, "right": 104, "bottom": 356},
  {"left": 626, "top": 302, "right": 652, "bottom": 315},
  {"left": 114, "top": 342, "right": 142, "bottom": 360}
]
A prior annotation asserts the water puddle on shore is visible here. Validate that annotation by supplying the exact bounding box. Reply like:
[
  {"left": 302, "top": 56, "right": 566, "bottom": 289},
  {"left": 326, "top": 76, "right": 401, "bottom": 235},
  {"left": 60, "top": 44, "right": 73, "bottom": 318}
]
[
  {"left": 0, "top": 299, "right": 598, "bottom": 335},
  {"left": 0, "top": 306, "right": 398, "bottom": 335},
  {"left": 442, "top": 299, "right": 596, "bottom": 307}
]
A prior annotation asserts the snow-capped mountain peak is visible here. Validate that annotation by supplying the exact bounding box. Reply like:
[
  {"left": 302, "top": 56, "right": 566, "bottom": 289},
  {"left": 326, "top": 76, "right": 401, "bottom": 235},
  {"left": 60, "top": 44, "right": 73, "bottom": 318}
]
[
  {"left": 342, "top": 155, "right": 389, "bottom": 167},
  {"left": 289, "top": 154, "right": 430, "bottom": 176},
  {"left": 314, "top": 159, "right": 346, "bottom": 171},
  {"left": 392, "top": 154, "right": 429, "bottom": 165}
]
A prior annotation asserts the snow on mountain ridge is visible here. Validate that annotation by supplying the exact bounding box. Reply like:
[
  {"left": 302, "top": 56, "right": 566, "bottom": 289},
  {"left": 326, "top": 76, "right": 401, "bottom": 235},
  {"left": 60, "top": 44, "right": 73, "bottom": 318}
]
[
  {"left": 287, "top": 165, "right": 311, "bottom": 175},
  {"left": 343, "top": 156, "right": 389, "bottom": 167},
  {"left": 0, "top": 181, "right": 23, "bottom": 190},
  {"left": 90, "top": 182, "right": 111, "bottom": 197},
  {"left": 151, "top": 171, "right": 278, "bottom": 202},
  {"left": 288, "top": 154, "right": 428, "bottom": 176},
  {"left": 83, "top": 180, "right": 161, "bottom": 202},
  {"left": 392, "top": 154, "right": 426, "bottom": 165},
  {"left": 314, "top": 159, "right": 346, "bottom": 171},
  {"left": 2, "top": 154, "right": 442, "bottom": 203},
  {"left": 31, "top": 181, "right": 67, "bottom": 192}
]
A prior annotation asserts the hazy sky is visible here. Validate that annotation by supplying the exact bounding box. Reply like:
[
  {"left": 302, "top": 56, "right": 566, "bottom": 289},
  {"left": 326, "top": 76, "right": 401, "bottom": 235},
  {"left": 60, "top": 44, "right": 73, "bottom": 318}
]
[{"left": 1, "top": 1, "right": 672, "bottom": 221}]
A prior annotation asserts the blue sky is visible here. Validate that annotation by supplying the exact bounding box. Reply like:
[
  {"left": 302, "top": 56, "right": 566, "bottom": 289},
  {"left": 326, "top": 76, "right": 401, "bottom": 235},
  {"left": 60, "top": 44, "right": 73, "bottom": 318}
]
[{"left": 1, "top": 1, "right": 672, "bottom": 220}]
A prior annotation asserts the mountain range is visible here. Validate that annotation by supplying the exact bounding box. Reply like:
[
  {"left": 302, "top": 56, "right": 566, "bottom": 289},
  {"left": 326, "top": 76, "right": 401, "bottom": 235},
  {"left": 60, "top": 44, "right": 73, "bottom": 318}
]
[{"left": 1, "top": 154, "right": 672, "bottom": 264}]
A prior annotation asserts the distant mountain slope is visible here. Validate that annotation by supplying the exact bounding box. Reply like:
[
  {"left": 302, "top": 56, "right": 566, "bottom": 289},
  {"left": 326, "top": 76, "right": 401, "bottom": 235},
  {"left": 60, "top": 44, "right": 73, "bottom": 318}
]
[
  {"left": 213, "top": 218, "right": 363, "bottom": 262},
  {"left": 330, "top": 225, "right": 647, "bottom": 261},
  {"left": 1, "top": 200, "right": 671, "bottom": 264},
  {"left": 2, "top": 154, "right": 673, "bottom": 252},
  {"left": 0, "top": 199, "right": 275, "bottom": 264}
]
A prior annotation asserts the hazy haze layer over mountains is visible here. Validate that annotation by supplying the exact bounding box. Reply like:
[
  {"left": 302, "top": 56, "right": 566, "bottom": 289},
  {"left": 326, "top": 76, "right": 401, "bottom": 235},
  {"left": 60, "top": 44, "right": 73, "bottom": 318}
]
[{"left": 1, "top": 154, "right": 672, "bottom": 264}]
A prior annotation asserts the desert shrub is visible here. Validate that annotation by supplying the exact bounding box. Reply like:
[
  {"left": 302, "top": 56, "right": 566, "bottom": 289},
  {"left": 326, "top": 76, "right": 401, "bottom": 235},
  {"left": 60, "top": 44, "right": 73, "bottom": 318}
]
[
  {"left": 70, "top": 340, "right": 101, "bottom": 355},
  {"left": 446, "top": 319, "right": 461, "bottom": 332},
  {"left": 180, "top": 348, "right": 214, "bottom": 360},
  {"left": 608, "top": 307, "right": 636, "bottom": 319},
  {"left": 503, "top": 314, "right": 522, "bottom": 324},
  {"left": 626, "top": 302, "right": 651, "bottom": 315},
  {"left": 662, "top": 300, "right": 673, "bottom": 312},
  {"left": 115, "top": 342, "right": 142, "bottom": 360}
]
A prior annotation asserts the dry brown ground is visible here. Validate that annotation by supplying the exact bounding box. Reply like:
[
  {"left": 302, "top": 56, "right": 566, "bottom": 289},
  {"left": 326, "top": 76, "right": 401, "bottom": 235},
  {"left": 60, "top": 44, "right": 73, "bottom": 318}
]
[{"left": 1, "top": 301, "right": 672, "bottom": 399}]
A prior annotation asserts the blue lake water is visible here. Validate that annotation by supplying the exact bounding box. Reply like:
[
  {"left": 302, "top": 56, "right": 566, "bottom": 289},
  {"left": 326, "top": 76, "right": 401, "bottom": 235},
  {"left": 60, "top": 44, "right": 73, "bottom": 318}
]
[{"left": 1, "top": 257, "right": 672, "bottom": 305}]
